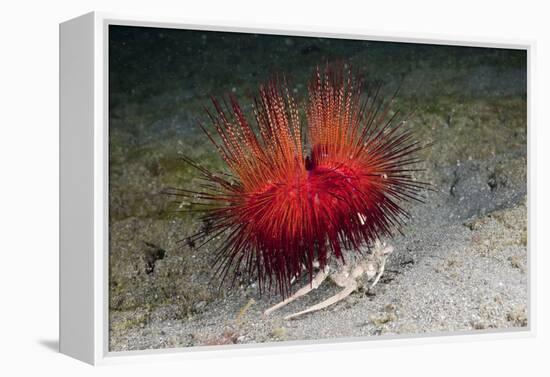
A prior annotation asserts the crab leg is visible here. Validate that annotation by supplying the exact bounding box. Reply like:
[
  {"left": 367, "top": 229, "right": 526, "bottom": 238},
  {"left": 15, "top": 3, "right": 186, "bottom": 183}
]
[
  {"left": 263, "top": 268, "right": 329, "bottom": 317},
  {"left": 370, "top": 256, "right": 387, "bottom": 288},
  {"left": 284, "top": 279, "right": 358, "bottom": 320}
]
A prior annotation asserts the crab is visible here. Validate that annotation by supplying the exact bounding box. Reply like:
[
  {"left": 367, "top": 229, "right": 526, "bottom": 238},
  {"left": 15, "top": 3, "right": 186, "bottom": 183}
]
[{"left": 264, "top": 240, "right": 394, "bottom": 320}]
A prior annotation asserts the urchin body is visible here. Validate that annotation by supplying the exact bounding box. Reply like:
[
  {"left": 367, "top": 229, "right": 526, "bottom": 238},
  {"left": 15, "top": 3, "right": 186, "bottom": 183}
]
[{"left": 171, "top": 64, "right": 426, "bottom": 316}]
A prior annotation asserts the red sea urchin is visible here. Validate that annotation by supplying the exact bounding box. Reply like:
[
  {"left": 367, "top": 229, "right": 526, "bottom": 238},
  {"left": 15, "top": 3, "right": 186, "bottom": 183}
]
[{"left": 172, "top": 64, "right": 428, "bottom": 297}]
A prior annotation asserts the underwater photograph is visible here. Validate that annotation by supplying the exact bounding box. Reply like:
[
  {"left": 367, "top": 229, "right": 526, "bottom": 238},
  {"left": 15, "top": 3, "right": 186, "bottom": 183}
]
[{"left": 108, "top": 25, "right": 527, "bottom": 351}]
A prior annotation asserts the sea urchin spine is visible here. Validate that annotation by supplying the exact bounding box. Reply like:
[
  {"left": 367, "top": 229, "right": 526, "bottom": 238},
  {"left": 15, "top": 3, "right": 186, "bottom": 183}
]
[{"left": 173, "top": 65, "right": 427, "bottom": 296}]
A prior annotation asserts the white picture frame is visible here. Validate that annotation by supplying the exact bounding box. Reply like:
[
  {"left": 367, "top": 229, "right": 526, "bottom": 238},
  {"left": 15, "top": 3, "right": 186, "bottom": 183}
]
[{"left": 59, "top": 11, "right": 534, "bottom": 365}]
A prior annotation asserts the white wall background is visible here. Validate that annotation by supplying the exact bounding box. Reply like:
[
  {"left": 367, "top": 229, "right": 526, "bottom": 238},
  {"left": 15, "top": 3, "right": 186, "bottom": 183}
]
[{"left": 0, "top": 0, "right": 548, "bottom": 375}]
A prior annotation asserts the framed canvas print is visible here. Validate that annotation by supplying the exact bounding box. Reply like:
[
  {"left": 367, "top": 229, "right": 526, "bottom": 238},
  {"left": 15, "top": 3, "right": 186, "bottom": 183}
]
[{"left": 59, "top": 11, "right": 532, "bottom": 365}]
